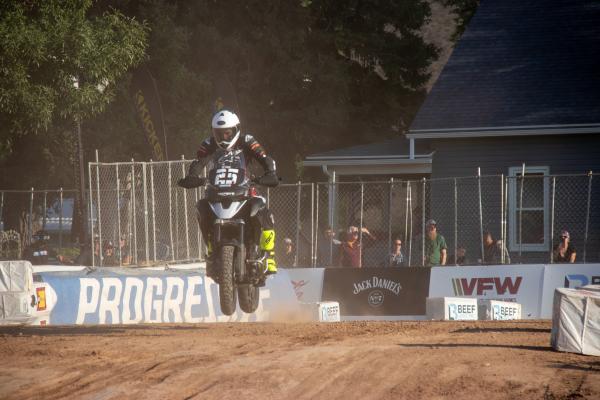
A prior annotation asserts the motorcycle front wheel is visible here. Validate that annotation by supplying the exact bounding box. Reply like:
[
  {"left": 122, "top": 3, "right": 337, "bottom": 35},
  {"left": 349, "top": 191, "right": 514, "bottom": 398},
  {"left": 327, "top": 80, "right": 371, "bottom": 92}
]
[
  {"left": 218, "top": 245, "right": 237, "bottom": 316},
  {"left": 238, "top": 284, "right": 260, "bottom": 313}
]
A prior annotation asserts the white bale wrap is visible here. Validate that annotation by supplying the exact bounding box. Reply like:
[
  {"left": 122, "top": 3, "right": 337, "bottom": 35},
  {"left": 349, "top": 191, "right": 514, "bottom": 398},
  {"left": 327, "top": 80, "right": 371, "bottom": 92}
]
[
  {"left": 478, "top": 300, "right": 522, "bottom": 320},
  {"left": 0, "top": 260, "right": 34, "bottom": 324},
  {"left": 426, "top": 297, "right": 478, "bottom": 321},
  {"left": 300, "top": 302, "right": 340, "bottom": 322},
  {"left": 551, "top": 285, "right": 600, "bottom": 356}
]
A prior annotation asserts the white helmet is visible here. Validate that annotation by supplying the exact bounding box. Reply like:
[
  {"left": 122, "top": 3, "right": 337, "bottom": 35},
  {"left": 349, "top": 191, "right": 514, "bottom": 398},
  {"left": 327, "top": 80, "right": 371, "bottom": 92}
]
[{"left": 211, "top": 110, "right": 241, "bottom": 150}]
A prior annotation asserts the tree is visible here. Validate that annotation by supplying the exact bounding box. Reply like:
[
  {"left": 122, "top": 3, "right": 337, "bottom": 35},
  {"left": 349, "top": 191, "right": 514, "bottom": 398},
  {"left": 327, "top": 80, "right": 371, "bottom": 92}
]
[{"left": 0, "top": 0, "right": 148, "bottom": 238}]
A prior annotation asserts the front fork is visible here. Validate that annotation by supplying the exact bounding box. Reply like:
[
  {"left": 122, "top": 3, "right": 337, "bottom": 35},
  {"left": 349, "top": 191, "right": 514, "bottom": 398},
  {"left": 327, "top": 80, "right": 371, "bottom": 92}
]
[{"left": 213, "top": 218, "right": 246, "bottom": 282}]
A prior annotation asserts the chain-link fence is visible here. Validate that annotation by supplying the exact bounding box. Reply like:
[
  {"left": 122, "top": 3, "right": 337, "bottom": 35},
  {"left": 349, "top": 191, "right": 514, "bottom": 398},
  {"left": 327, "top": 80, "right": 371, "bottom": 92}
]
[
  {"left": 89, "top": 160, "right": 599, "bottom": 268},
  {"left": 0, "top": 188, "right": 77, "bottom": 258}
]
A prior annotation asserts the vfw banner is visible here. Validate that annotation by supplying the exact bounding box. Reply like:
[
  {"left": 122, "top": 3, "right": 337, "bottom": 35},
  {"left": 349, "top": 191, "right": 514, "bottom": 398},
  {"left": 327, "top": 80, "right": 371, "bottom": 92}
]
[
  {"left": 429, "top": 265, "right": 545, "bottom": 318},
  {"left": 285, "top": 268, "right": 325, "bottom": 303},
  {"left": 321, "top": 268, "right": 430, "bottom": 316}
]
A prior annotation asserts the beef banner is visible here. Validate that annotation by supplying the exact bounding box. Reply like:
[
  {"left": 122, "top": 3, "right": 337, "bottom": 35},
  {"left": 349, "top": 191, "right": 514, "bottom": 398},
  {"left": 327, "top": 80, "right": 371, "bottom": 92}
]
[{"left": 322, "top": 268, "right": 430, "bottom": 316}]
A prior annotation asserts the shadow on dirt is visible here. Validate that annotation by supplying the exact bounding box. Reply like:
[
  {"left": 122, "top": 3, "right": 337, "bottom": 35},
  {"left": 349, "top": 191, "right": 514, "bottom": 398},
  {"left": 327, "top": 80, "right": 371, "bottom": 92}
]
[
  {"left": 0, "top": 324, "right": 209, "bottom": 337},
  {"left": 398, "top": 343, "right": 552, "bottom": 352},
  {"left": 550, "top": 361, "right": 600, "bottom": 372},
  {"left": 452, "top": 327, "right": 551, "bottom": 334}
]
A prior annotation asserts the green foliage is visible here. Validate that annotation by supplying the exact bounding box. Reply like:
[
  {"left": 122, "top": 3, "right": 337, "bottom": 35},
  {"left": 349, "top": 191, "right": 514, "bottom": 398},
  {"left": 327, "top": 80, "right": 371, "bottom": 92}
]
[
  {"left": 441, "top": 0, "right": 480, "bottom": 41},
  {"left": 0, "top": 0, "right": 148, "bottom": 160}
]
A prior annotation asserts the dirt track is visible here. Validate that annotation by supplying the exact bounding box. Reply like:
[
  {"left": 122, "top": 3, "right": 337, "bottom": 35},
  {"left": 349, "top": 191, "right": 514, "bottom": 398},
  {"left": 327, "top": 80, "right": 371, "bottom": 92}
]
[{"left": 1, "top": 321, "right": 598, "bottom": 400}]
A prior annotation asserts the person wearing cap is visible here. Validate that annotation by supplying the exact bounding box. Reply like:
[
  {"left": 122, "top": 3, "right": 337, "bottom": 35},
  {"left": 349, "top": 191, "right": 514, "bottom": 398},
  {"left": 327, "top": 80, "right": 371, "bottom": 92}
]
[
  {"left": 553, "top": 230, "right": 576, "bottom": 263},
  {"left": 279, "top": 238, "right": 296, "bottom": 267},
  {"left": 102, "top": 240, "right": 119, "bottom": 266},
  {"left": 339, "top": 225, "right": 376, "bottom": 268},
  {"left": 424, "top": 219, "right": 447, "bottom": 267}
]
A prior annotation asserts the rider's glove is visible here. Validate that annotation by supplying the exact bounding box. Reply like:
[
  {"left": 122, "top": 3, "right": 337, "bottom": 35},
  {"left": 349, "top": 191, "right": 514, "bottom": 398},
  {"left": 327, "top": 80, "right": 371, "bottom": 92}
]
[
  {"left": 257, "top": 173, "right": 280, "bottom": 187},
  {"left": 177, "top": 176, "right": 206, "bottom": 189}
]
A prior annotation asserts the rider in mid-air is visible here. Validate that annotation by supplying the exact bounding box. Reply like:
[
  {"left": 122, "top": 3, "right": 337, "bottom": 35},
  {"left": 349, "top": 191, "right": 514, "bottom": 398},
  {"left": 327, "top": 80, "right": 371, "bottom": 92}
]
[{"left": 178, "top": 110, "right": 279, "bottom": 278}]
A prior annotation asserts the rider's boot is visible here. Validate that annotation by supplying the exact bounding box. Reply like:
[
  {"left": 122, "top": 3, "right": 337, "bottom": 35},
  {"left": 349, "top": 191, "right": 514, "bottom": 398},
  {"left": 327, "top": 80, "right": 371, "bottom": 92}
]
[{"left": 259, "top": 229, "right": 277, "bottom": 275}]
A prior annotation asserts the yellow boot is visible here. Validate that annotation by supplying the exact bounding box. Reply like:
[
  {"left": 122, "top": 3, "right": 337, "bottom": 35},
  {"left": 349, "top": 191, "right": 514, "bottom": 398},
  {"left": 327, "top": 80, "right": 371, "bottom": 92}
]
[{"left": 260, "top": 230, "right": 277, "bottom": 274}]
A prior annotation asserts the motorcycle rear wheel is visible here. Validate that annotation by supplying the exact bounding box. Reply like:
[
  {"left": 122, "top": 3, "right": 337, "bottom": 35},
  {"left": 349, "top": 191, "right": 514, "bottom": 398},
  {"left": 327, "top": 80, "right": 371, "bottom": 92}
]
[
  {"left": 238, "top": 284, "right": 260, "bottom": 313},
  {"left": 219, "top": 245, "right": 237, "bottom": 316}
]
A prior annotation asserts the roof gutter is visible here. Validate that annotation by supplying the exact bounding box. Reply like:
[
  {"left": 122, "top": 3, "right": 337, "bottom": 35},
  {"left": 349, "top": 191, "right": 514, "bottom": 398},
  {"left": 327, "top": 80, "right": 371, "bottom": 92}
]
[{"left": 407, "top": 123, "right": 600, "bottom": 139}]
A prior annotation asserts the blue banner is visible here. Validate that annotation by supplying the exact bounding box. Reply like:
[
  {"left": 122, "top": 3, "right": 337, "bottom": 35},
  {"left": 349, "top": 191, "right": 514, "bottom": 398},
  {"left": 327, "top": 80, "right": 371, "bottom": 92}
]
[{"left": 37, "top": 268, "right": 298, "bottom": 324}]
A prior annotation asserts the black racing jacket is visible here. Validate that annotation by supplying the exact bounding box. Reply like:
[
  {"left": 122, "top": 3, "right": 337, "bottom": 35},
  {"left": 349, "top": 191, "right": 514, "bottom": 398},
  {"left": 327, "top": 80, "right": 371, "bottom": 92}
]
[{"left": 188, "top": 133, "right": 276, "bottom": 177}]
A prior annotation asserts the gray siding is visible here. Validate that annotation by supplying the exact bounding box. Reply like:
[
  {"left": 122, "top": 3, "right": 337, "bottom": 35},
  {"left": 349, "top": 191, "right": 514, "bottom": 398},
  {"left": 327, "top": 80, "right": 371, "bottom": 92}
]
[
  {"left": 431, "top": 134, "right": 600, "bottom": 178},
  {"left": 427, "top": 134, "right": 600, "bottom": 264}
]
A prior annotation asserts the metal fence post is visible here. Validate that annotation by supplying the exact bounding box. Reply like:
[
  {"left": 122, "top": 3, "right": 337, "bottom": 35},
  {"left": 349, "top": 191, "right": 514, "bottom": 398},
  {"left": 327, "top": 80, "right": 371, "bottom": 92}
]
[
  {"left": 29, "top": 188, "right": 34, "bottom": 245},
  {"left": 58, "top": 188, "right": 63, "bottom": 253},
  {"left": 95, "top": 151, "right": 103, "bottom": 266},
  {"left": 550, "top": 176, "right": 556, "bottom": 264},
  {"left": 584, "top": 171, "right": 593, "bottom": 263},
  {"left": 150, "top": 162, "right": 158, "bottom": 262},
  {"left": 131, "top": 160, "right": 138, "bottom": 265},
  {"left": 88, "top": 162, "right": 95, "bottom": 267},
  {"left": 195, "top": 186, "right": 201, "bottom": 260},
  {"left": 181, "top": 156, "right": 190, "bottom": 260},
  {"left": 266, "top": 187, "right": 270, "bottom": 209},
  {"left": 142, "top": 162, "right": 150, "bottom": 264},
  {"left": 359, "top": 182, "right": 364, "bottom": 268},
  {"left": 408, "top": 182, "right": 413, "bottom": 267},
  {"left": 388, "top": 178, "right": 393, "bottom": 255},
  {"left": 295, "top": 182, "right": 301, "bottom": 266},
  {"left": 0, "top": 191, "right": 3, "bottom": 230},
  {"left": 116, "top": 165, "right": 122, "bottom": 267},
  {"left": 421, "top": 178, "right": 426, "bottom": 267},
  {"left": 478, "top": 168, "right": 484, "bottom": 264},
  {"left": 454, "top": 178, "right": 458, "bottom": 265},
  {"left": 500, "top": 175, "right": 504, "bottom": 264},
  {"left": 314, "top": 183, "right": 319, "bottom": 267},
  {"left": 518, "top": 163, "right": 525, "bottom": 262},
  {"left": 42, "top": 191, "right": 47, "bottom": 230},
  {"left": 404, "top": 181, "right": 409, "bottom": 249},
  {"left": 168, "top": 161, "right": 175, "bottom": 262},
  {"left": 503, "top": 178, "right": 509, "bottom": 263},
  {"left": 310, "top": 183, "right": 315, "bottom": 267}
]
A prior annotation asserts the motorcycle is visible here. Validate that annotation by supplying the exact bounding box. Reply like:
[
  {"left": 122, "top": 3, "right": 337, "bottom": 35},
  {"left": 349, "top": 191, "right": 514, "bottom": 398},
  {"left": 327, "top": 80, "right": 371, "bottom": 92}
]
[{"left": 178, "top": 149, "right": 278, "bottom": 315}]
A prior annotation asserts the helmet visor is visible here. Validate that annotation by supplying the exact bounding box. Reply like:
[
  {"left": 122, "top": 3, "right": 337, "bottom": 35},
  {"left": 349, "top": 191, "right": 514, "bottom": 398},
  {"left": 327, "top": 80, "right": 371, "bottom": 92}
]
[{"left": 213, "top": 127, "right": 236, "bottom": 144}]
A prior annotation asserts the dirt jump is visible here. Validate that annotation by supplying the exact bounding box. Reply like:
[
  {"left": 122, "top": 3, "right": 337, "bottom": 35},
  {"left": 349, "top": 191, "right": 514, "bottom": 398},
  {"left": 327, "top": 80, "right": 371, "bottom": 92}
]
[{"left": 1, "top": 320, "right": 598, "bottom": 400}]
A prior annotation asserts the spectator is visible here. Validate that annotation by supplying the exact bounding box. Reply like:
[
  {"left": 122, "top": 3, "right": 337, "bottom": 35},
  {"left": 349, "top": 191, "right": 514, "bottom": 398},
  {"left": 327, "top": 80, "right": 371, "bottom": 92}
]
[
  {"left": 388, "top": 237, "right": 406, "bottom": 267},
  {"left": 279, "top": 237, "right": 295, "bottom": 267},
  {"left": 118, "top": 235, "right": 132, "bottom": 265},
  {"left": 424, "top": 219, "right": 447, "bottom": 267},
  {"left": 103, "top": 241, "right": 119, "bottom": 266},
  {"left": 317, "top": 225, "right": 341, "bottom": 266},
  {"left": 447, "top": 246, "right": 468, "bottom": 266},
  {"left": 339, "top": 225, "right": 376, "bottom": 268},
  {"left": 553, "top": 230, "right": 576, "bottom": 263},
  {"left": 22, "top": 230, "right": 65, "bottom": 265},
  {"left": 482, "top": 231, "right": 511, "bottom": 264},
  {"left": 75, "top": 236, "right": 101, "bottom": 266}
]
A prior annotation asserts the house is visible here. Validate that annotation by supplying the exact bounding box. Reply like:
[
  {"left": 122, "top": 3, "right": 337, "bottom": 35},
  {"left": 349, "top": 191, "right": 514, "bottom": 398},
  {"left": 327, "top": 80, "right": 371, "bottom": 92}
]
[
  {"left": 305, "top": 0, "right": 600, "bottom": 264},
  {"left": 407, "top": 0, "right": 600, "bottom": 262}
]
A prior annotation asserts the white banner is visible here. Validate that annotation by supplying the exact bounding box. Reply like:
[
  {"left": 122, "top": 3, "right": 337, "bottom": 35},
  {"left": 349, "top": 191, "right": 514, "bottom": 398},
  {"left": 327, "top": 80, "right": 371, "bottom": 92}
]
[
  {"left": 285, "top": 268, "right": 325, "bottom": 303},
  {"left": 540, "top": 263, "right": 600, "bottom": 318},
  {"left": 429, "top": 265, "right": 545, "bottom": 318}
]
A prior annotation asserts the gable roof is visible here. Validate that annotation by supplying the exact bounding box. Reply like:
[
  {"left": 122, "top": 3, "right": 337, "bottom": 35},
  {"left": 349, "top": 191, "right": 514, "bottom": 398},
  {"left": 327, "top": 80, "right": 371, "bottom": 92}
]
[{"left": 408, "top": 0, "right": 600, "bottom": 139}]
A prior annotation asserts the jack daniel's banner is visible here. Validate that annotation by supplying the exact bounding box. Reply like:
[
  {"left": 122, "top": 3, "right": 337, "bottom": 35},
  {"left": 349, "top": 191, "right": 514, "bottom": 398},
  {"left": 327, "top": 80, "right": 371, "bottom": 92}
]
[
  {"left": 131, "top": 66, "right": 168, "bottom": 161},
  {"left": 322, "top": 268, "right": 430, "bottom": 316}
]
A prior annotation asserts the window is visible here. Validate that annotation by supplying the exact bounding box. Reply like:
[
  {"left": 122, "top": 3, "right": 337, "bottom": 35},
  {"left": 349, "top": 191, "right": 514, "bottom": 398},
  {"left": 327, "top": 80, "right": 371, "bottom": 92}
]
[{"left": 508, "top": 166, "right": 550, "bottom": 252}]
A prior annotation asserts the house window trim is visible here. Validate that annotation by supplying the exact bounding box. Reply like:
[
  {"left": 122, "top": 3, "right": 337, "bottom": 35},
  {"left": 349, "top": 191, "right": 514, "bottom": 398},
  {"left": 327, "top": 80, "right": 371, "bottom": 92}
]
[{"left": 508, "top": 166, "right": 550, "bottom": 252}]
